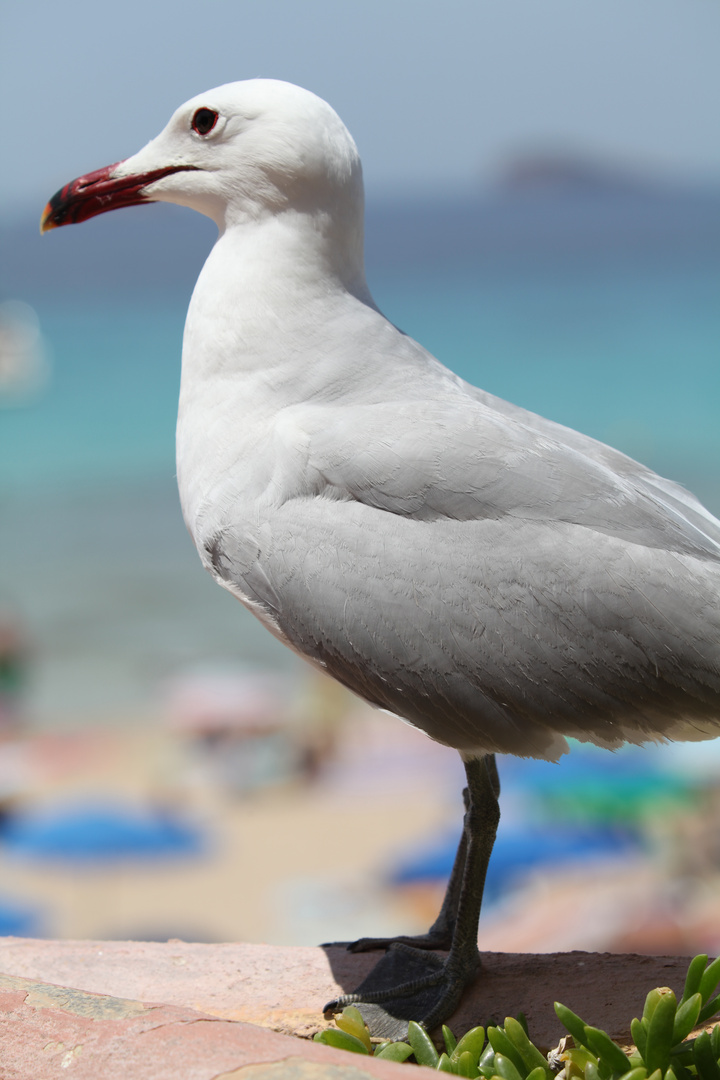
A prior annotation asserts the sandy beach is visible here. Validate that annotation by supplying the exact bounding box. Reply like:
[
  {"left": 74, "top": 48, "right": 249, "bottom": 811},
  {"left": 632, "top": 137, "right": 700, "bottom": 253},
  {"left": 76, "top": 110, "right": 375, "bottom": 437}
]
[{"left": 0, "top": 699, "right": 467, "bottom": 946}]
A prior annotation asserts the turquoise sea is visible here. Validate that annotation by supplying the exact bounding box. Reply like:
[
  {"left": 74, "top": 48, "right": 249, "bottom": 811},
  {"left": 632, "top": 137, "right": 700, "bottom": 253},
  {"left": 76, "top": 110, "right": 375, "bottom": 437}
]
[{"left": 1, "top": 188, "right": 719, "bottom": 721}]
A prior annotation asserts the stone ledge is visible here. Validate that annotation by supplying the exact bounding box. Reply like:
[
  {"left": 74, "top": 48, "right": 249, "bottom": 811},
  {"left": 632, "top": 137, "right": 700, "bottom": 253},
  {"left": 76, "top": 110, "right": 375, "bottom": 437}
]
[
  {"left": 0, "top": 971, "right": 410, "bottom": 1080},
  {"left": 0, "top": 938, "right": 697, "bottom": 1041}
]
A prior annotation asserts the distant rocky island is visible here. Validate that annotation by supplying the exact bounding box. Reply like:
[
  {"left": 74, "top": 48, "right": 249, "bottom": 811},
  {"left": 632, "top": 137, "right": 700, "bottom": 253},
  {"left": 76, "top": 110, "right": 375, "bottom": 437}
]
[{"left": 497, "top": 152, "right": 656, "bottom": 194}]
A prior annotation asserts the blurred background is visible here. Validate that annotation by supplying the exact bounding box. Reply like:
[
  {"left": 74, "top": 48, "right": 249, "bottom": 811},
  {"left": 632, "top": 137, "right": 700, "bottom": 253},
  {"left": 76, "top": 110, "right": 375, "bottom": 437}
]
[{"left": 1, "top": 0, "right": 720, "bottom": 955}]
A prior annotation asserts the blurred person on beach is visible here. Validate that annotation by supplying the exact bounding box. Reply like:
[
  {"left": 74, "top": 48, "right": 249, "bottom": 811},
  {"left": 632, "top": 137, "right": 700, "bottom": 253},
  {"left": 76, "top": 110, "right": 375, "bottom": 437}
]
[{"left": 0, "top": 612, "right": 28, "bottom": 735}]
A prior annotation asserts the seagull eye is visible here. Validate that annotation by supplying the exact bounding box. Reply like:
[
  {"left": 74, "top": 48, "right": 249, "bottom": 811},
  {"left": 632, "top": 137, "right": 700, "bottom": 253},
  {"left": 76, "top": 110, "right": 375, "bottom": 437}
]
[{"left": 192, "top": 108, "right": 219, "bottom": 136}]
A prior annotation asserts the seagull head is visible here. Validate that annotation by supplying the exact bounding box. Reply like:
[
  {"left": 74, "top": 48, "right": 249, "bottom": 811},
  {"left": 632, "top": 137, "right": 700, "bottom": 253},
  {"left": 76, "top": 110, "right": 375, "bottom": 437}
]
[{"left": 41, "top": 79, "right": 364, "bottom": 234}]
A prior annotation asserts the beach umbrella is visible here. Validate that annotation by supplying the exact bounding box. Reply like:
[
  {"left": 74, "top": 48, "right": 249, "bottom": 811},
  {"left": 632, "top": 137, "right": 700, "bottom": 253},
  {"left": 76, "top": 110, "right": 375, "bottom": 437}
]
[{"left": 1, "top": 800, "right": 204, "bottom": 863}]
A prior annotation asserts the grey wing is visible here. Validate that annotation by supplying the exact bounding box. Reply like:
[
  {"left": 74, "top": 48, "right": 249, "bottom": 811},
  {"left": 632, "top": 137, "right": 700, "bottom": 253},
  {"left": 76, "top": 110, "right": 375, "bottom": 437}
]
[
  {"left": 466, "top": 382, "right": 720, "bottom": 558},
  {"left": 301, "top": 394, "right": 720, "bottom": 561},
  {"left": 204, "top": 372, "right": 720, "bottom": 758},
  {"left": 208, "top": 498, "right": 720, "bottom": 760}
]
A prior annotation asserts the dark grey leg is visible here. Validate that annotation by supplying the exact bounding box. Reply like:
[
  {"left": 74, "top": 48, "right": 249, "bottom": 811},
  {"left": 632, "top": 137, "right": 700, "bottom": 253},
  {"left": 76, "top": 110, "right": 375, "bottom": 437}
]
[
  {"left": 344, "top": 754, "right": 499, "bottom": 955},
  {"left": 485, "top": 752, "right": 501, "bottom": 799},
  {"left": 324, "top": 753, "right": 501, "bottom": 1039}
]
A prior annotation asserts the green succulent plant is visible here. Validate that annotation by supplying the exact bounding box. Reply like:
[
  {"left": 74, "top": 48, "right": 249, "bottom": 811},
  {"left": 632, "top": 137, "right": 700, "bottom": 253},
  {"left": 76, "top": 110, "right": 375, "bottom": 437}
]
[
  {"left": 313, "top": 953, "right": 720, "bottom": 1077},
  {"left": 555, "top": 952, "right": 720, "bottom": 1080}
]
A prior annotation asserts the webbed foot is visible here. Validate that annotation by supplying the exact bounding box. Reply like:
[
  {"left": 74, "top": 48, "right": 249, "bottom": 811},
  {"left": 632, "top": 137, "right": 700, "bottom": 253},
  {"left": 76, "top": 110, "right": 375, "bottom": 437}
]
[{"left": 323, "top": 941, "right": 479, "bottom": 1039}]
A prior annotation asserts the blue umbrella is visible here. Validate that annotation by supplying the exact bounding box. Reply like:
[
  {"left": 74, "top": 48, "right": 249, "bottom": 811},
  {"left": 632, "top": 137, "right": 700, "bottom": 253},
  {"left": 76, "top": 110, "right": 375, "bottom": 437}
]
[
  {"left": 0, "top": 897, "right": 43, "bottom": 936},
  {"left": 1, "top": 801, "right": 205, "bottom": 863}
]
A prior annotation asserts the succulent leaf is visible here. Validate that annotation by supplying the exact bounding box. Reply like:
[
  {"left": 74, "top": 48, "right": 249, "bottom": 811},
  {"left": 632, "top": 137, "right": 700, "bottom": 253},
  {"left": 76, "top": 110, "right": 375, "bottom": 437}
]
[
  {"left": 488, "top": 1025, "right": 529, "bottom": 1075},
  {"left": 555, "top": 1002, "right": 593, "bottom": 1048},
  {"left": 375, "top": 1041, "right": 414, "bottom": 1062},
  {"left": 618, "top": 1069, "right": 647, "bottom": 1080},
  {"left": 692, "top": 1029, "right": 720, "bottom": 1080},
  {"left": 336, "top": 1006, "right": 373, "bottom": 1052},
  {"left": 564, "top": 1046, "right": 598, "bottom": 1079},
  {"left": 443, "top": 1024, "right": 458, "bottom": 1056},
  {"left": 407, "top": 1021, "right": 440, "bottom": 1068},
  {"left": 494, "top": 1052, "right": 526, "bottom": 1080},
  {"left": 632, "top": 1017, "right": 648, "bottom": 1059},
  {"left": 451, "top": 1023, "right": 483, "bottom": 1067},
  {"left": 672, "top": 993, "right": 702, "bottom": 1045},
  {"left": 455, "top": 1050, "right": 481, "bottom": 1078},
  {"left": 504, "top": 1016, "right": 552, "bottom": 1076},
  {"left": 699, "top": 994, "right": 720, "bottom": 1024},
  {"left": 682, "top": 956, "right": 709, "bottom": 1004},
  {"left": 700, "top": 959, "right": 720, "bottom": 1005},
  {"left": 479, "top": 1041, "right": 497, "bottom": 1068},
  {"left": 315, "top": 1028, "right": 370, "bottom": 1054},
  {"left": 452, "top": 1027, "right": 487, "bottom": 1064},
  {"left": 645, "top": 990, "right": 677, "bottom": 1074},
  {"left": 583, "top": 1025, "right": 633, "bottom": 1074},
  {"left": 711, "top": 1024, "right": 720, "bottom": 1059},
  {"left": 644, "top": 990, "right": 670, "bottom": 1025}
]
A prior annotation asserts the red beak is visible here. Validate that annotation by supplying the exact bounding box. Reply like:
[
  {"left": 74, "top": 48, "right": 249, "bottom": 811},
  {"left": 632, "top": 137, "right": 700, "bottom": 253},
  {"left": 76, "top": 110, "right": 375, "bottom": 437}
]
[{"left": 40, "top": 161, "right": 198, "bottom": 233}]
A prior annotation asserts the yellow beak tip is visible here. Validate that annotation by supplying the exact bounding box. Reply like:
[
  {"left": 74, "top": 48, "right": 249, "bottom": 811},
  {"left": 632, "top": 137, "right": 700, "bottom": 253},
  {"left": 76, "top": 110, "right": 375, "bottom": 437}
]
[{"left": 39, "top": 203, "right": 56, "bottom": 234}]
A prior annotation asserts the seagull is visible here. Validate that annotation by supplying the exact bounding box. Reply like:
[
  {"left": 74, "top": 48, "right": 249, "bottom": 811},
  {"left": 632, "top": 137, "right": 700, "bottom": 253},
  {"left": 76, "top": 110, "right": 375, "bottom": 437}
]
[{"left": 42, "top": 79, "right": 720, "bottom": 1038}]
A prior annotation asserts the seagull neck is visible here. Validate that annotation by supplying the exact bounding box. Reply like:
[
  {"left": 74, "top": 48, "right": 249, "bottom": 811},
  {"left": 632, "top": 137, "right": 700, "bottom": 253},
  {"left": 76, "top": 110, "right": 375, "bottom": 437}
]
[
  {"left": 182, "top": 208, "right": 374, "bottom": 381},
  {"left": 218, "top": 203, "right": 367, "bottom": 295}
]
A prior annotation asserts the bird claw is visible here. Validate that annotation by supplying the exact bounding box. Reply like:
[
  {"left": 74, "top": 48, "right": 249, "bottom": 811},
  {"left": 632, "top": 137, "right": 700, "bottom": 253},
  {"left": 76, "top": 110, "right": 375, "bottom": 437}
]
[{"left": 324, "top": 942, "right": 476, "bottom": 1039}]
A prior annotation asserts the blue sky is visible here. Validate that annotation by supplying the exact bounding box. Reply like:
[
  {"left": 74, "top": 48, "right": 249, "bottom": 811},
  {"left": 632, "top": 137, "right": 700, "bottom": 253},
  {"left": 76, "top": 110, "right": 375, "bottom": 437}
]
[{"left": 2, "top": 0, "right": 720, "bottom": 217}]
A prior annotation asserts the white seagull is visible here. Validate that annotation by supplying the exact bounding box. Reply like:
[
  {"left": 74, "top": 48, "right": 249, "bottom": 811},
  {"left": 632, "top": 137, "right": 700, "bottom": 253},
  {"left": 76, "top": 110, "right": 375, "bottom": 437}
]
[{"left": 42, "top": 79, "right": 720, "bottom": 1038}]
